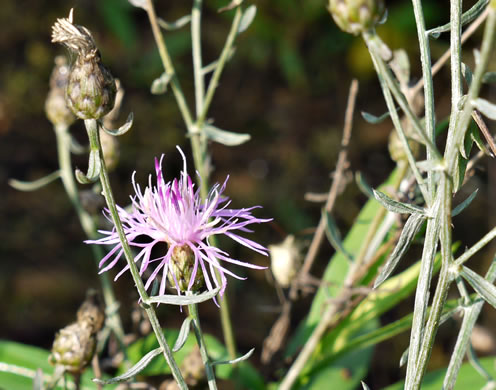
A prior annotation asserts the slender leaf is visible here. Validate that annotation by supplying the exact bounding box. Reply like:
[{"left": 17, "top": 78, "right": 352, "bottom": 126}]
[
  {"left": 362, "top": 381, "right": 371, "bottom": 390},
  {"left": 203, "top": 124, "right": 251, "bottom": 146},
  {"left": 361, "top": 110, "right": 392, "bottom": 124},
  {"left": 173, "top": 317, "right": 192, "bottom": 352},
  {"left": 8, "top": 170, "right": 61, "bottom": 192},
  {"left": 75, "top": 149, "right": 101, "bottom": 184},
  {"left": 453, "top": 189, "right": 479, "bottom": 217},
  {"left": 460, "top": 266, "right": 496, "bottom": 309},
  {"left": 157, "top": 15, "right": 191, "bottom": 31},
  {"left": 427, "top": 0, "right": 489, "bottom": 38},
  {"left": 374, "top": 213, "right": 425, "bottom": 288},
  {"left": 101, "top": 112, "right": 134, "bottom": 136},
  {"left": 373, "top": 189, "right": 427, "bottom": 215},
  {"left": 238, "top": 5, "right": 256, "bottom": 34},
  {"left": 212, "top": 348, "right": 255, "bottom": 366},
  {"left": 473, "top": 98, "right": 496, "bottom": 120},
  {"left": 151, "top": 73, "right": 172, "bottom": 95},
  {"left": 355, "top": 172, "right": 375, "bottom": 199},
  {"left": 147, "top": 287, "right": 220, "bottom": 305},
  {"left": 94, "top": 347, "right": 162, "bottom": 384},
  {"left": 323, "top": 210, "right": 354, "bottom": 262},
  {"left": 416, "top": 159, "right": 446, "bottom": 172},
  {"left": 462, "top": 63, "right": 474, "bottom": 87}
]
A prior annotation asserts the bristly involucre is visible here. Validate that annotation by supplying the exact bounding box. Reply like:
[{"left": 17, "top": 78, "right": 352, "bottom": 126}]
[
  {"left": 86, "top": 147, "right": 271, "bottom": 299},
  {"left": 51, "top": 9, "right": 116, "bottom": 120}
]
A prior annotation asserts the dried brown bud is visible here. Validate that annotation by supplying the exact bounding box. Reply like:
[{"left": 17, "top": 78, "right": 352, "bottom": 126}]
[
  {"left": 76, "top": 289, "right": 105, "bottom": 333},
  {"left": 45, "top": 56, "right": 76, "bottom": 127},
  {"left": 51, "top": 9, "right": 116, "bottom": 120}
]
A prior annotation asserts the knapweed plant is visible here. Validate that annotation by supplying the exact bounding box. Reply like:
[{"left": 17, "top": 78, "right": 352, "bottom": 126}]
[{"left": 4, "top": 0, "right": 496, "bottom": 389}]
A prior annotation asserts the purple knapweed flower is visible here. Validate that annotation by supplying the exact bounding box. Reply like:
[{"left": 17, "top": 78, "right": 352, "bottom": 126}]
[{"left": 87, "top": 147, "right": 271, "bottom": 298}]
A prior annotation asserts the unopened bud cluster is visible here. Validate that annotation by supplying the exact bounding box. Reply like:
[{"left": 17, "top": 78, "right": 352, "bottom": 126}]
[
  {"left": 328, "top": 0, "right": 385, "bottom": 35},
  {"left": 49, "top": 290, "right": 105, "bottom": 375},
  {"left": 51, "top": 9, "right": 116, "bottom": 120}
]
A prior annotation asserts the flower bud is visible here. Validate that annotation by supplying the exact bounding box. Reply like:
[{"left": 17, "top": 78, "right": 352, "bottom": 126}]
[
  {"left": 168, "top": 245, "right": 205, "bottom": 292},
  {"left": 269, "top": 235, "right": 302, "bottom": 288},
  {"left": 51, "top": 9, "right": 116, "bottom": 120},
  {"left": 76, "top": 289, "right": 105, "bottom": 334},
  {"left": 45, "top": 56, "right": 76, "bottom": 127},
  {"left": 328, "top": 0, "right": 385, "bottom": 35}
]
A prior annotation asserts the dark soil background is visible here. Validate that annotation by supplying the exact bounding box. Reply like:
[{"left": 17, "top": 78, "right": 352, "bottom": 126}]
[{"left": 2, "top": 0, "right": 496, "bottom": 388}]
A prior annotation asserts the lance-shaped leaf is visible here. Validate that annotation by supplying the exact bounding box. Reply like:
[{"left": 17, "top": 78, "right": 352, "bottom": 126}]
[
  {"left": 101, "top": 112, "right": 134, "bottom": 136},
  {"left": 361, "top": 110, "right": 392, "bottom": 124},
  {"left": 472, "top": 98, "right": 496, "bottom": 120},
  {"left": 75, "top": 149, "right": 101, "bottom": 184},
  {"left": 453, "top": 189, "right": 479, "bottom": 217},
  {"left": 374, "top": 213, "right": 425, "bottom": 288},
  {"left": 238, "top": 5, "right": 256, "bottom": 34},
  {"left": 151, "top": 73, "right": 173, "bottom": 95},
  {"left": 361, "top": 381, "right": 371, "bottom": 390},
  {"left": 416, "top": 159, "right": 446, "bottom": 173},
  {"left": 93, "top": 347, "right": 162, "bottom": 384},
  {"left": 323, "top": 210, "right": 354, "bottom": 262},
  {"left": 211, "top": 348, "right": 255, "bottom": 366},
  {"left": 202, "top": 48, "right": 236, "bottom": 76},
  {"left": 147, "top": 286, "right": 221, "bottom": 306},
  {"left": 355, "top": 172, "right": 374, "bottom": 199},
  {"left": 157, "top": 15, "right": 191, "bottom": 31},
  {"left": 8, "top": 170, "right": 61, "bottom": 192},
  {"left": 373, "top": 189, "right": 427, "bottom": 215},
  {"left": 173, "top": 317, "right": 192, "bottom": 352},
  {"left": 427, "top": 0, "right": 489, "bottom": 38},
  {"left": 460, "top": 266, "right": 496, "bottom": 310},
  {"left": 203, "top": 124, "right": 251, "bottom": 146}
]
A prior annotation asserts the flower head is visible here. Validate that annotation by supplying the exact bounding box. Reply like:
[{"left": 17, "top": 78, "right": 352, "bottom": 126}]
[{"left": 87, "top": 147, "right": 271, "bottom": 298}]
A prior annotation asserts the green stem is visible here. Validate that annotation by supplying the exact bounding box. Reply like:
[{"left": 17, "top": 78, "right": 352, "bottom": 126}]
[
  {"left": 192, "top": 0, "right": 204, "bottom": 117},
  {"left": 53, "top": 123, "right": 126, "bottom": 347},
  {"left": 188, "top": 302, "right": 218, "bottom": 390},
  {"left": 411, "top": 0, "right": 437, "bottom": 199},
  {"left": 86, "top": 119, "right": 188, "bottom": 390}
]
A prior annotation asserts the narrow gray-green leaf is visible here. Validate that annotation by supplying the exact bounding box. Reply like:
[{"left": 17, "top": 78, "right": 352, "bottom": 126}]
[
  {"left": 460, "top": 266, "right": 496, "bottom": 310},
  {"left": 355, "top": 172, "right": 374, "bottom": 199},
  {"left": 427, "top": 0, "right": 489, "bottom": 38},
  {"left": 472, "top": 98, "right": 496, "bottom": 120},
  {"left": 238, "top": 5, "right": 256, "bottom": 33},
  {"left": 101, "top": 112, "right": 134, "bottom": 136},
  {"left": 75, "top": 149, "right": 101, "bottom": 184},
  {"left": 151, "top": 73, "right": 173, "bottom": 95},
  {"left": 462, "top": 63, "right": 474, "bottom": 87},
  {"left": 173, "top": 317, "right": 192, "bottom": 352},
  {"left": 361, "top": 110, "right": 391, "bottom": 124},
  {"left": 374, "top": 213, "right": 425, "bottom": 288},
  {"left": 93, "top": 347, "right": 162, "bottom": 384},
  {"left": 373, "top": 189, "right": 427, "bottom": 215},
  {"left": 203, "top": 124, "right": 251, "bottom": 146},
  {"left": 157, "top": 15, "right": 191, "bottom": 31},
  {"left": 482, "top": 71, "right": 496, "bottom": 84},
  {"left": 8, "top": 170, "right": 61, "bottom": 192},
  {"left": 147, "top": 287, "right": 220, "bottom": 305},
  {"left": 323, "top": 210, "right": 354, "bottom": 262},
  {"left": 361, "top": 381, "right": 371, "bottom": 390},
  {"left": 211, "top": 348, "right": 254, "bottom": 366},
  {"left": 416, "top": 159, "right": 446, "bottom": 172},
  {"left": 453, "top": 189, "right": 479, "bottom": 217}
]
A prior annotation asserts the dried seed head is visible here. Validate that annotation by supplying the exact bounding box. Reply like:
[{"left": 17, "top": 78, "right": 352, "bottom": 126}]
[
  {"left": 51, "top": 9, "right": 116, "bottom": 120},
  {"left": 328, "top": 0, "right": 385, "bottom": 35},
  {"left": 45, "top": 56, "right": 76, "bottom": 127}
]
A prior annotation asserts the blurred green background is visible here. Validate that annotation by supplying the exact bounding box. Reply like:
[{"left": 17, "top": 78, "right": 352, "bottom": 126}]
[{"left": 2, "top": 0, "right": 496, "bottom": 387}]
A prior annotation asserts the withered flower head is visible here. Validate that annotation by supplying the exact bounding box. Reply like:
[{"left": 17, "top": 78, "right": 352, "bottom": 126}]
[{"left": 51, "top": 9, "right": 116, "bottom": 120}]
